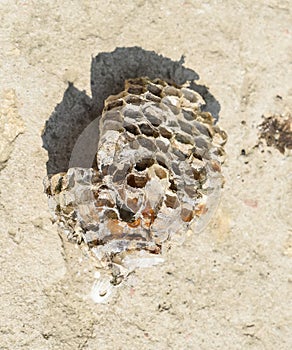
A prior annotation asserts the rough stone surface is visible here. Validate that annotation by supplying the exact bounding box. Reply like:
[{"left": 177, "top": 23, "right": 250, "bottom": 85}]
[{"left": 0, "top": 89, "right": 24, "bottom": 170}]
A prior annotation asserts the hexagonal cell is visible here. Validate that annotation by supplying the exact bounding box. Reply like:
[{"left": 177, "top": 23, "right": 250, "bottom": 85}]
[
  {"left": 137, "top": 136, "right": 156, "bottom": 152},
  {"left": 138, "top": 123, "right": 159, "bottom": 137},
  {"left": 135, "top": 158, "right": 155, "bottom": 171},
  {"left": 127, "top": 173, "right": 149, "bottom": 188},
  {"left": 123, "top": 122, "right": 140, "bottom": 135},
  {"left": 146, "top": 83, "right": 163, "bottom": 96},
  {"left": 154, "top": 165, "right": 167, "bottom": 179},
  {"left": 164, "top": 194, "right": 179, "bottom": 209}
]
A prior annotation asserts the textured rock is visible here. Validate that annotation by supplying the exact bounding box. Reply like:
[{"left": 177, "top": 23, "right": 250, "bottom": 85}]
[
  {"left": 0, "top": 89, "right": 24, "bottom": 170},
  {"left": 44, "top": 77, "right": 227, "bottom": 287}
]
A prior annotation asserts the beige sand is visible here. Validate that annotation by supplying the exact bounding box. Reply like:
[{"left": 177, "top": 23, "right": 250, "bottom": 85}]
[{"left": 0, "top": 1, "right": 291, "bottom": 349}]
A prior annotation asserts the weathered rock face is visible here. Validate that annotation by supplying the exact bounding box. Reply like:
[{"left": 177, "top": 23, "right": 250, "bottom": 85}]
[
  {"left": 0, "top": 89, "right": 24, "bottom": 170},
  {"left": 44, "top": 77, "right": 227, "bottom": 283}
]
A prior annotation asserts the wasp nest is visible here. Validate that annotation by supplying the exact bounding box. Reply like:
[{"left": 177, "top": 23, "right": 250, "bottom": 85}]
[{"left": 44, "top": 77, "right": 227, "bottom": 284}]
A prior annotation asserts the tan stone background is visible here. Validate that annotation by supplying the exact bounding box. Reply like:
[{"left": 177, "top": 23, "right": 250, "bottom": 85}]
[{"left": 0, "top": 1, "right": 291, "bottom": 349}]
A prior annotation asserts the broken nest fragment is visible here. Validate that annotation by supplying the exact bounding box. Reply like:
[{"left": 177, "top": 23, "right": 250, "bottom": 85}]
[
  {"left": 44, "top": 77, "right": 227, "bottom": 289},
  {"left": 258, "top": 113, "right": 292, "bottom": 154}
]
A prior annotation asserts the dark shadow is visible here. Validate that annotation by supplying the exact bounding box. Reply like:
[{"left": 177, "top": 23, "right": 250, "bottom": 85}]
[
  {"left": 42, "top": 46, "right": 220, "bottom": 175},
  {"left": 90, "top": 46, "right": 199, "bottom": 117},
  {"left": 42, "top": 84, "right": 94, "bottom": 174},
  {"left": 189, "top": 81, "right": 220, "bottom": 121}
]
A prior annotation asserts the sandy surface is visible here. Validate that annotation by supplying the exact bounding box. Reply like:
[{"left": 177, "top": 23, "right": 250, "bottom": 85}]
[{"left": 0, "top": 1, "right": 291, "bottom": 349}]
